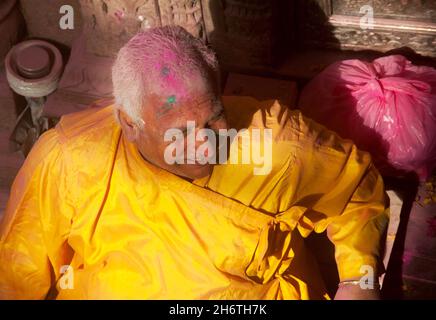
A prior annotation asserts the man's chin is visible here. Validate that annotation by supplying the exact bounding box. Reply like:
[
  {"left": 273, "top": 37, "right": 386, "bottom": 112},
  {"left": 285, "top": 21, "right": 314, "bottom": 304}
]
[{"left": 173, "top": 163, "right": 214, "bottom": 180}]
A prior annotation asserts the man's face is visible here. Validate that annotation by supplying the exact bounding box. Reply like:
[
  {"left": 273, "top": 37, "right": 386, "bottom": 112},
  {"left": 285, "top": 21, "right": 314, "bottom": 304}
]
[{"left": 133, "top": 75, "right": 227, "bottom": 180}]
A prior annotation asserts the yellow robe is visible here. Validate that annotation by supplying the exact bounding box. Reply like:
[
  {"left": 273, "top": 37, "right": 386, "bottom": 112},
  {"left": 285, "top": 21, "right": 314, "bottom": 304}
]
[{"left": 0, "top": 96, "right": 389, "bottom": 299}]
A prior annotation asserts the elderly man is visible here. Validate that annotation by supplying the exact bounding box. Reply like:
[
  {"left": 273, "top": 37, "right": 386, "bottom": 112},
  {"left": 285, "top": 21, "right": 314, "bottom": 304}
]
[{"left": 0, "top": 26, "right": 388, "bottom": 300}]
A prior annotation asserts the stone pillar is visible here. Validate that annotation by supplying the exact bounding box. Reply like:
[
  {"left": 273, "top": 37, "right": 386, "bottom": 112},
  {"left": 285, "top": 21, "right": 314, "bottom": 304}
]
[
  {"left": 158, "top": 0, "right": 206, "bottom": 41},
  {"left": 202, "top": 0, "right": 280, "bottom": 67},
  {"left": 79, "top": 0, "right": 207, "bottom": 57}
]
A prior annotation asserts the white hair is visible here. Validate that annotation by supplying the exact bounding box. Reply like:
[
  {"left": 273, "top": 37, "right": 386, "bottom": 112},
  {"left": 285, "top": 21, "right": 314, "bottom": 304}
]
[{"left": 111, "top": 26, "right": 219, "bottom": 125}]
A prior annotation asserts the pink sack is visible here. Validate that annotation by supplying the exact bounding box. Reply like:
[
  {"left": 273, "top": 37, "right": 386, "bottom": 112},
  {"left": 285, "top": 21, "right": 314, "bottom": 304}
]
[{"left": 299, "top": 55, "right": 436, "bottom": 180}]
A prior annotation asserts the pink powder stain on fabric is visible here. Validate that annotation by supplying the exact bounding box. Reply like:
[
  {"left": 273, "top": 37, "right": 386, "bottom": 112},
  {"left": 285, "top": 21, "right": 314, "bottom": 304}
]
[
  {"left": 114, "top": 10, "right": 125, "bottom": 22},
  {"left": 402, "top": 251, "right": 413, "bottom": 265}
]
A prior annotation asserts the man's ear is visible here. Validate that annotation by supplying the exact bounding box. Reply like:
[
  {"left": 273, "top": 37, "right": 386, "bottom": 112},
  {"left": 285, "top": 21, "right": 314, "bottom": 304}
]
[{"left": 117, "top": 109, "right": 139, "bottom": 142}]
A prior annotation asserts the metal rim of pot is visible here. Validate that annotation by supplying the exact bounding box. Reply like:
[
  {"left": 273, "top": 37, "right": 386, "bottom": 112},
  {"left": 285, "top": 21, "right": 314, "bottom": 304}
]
[{"left": 5, "top": 39, "right": 63, "bottom": 98}]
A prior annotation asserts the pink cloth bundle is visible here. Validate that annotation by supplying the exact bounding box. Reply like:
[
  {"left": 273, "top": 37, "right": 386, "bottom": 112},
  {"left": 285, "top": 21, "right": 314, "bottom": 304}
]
[{"left": 300, "top": 55, "right": 436, "bottom": 180}]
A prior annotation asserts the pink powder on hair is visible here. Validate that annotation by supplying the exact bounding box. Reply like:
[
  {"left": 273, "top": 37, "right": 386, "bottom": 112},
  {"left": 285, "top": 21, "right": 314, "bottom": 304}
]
[
  {"left": 112, "top": 26, "right": 218, "bottom": 111},
  {"left": 153, "top": 51, "right": 192, "bottom": 99},
  {"left": 161, "top": 73, "right": 188, "bottom": 98}
]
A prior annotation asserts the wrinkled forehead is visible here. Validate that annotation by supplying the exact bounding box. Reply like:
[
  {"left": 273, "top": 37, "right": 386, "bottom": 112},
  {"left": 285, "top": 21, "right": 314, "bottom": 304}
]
[
  {"left": 148, "top": 63, "right": 217, "bottom": 100},
  {"left": 140, "top": 74, "right": 220, "bottom": 124}
]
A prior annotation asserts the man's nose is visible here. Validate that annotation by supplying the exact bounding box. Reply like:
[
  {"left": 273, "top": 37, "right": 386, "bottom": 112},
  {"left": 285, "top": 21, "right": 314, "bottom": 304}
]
[
  {"left": 217, "top": 119, "right": 228, "bottom": 131},
  {"left": 194, "top": 128, "right": 216, "bottom": 157},
  {"left": 193, "top": 128, "right": 214, "bottom": 146}
]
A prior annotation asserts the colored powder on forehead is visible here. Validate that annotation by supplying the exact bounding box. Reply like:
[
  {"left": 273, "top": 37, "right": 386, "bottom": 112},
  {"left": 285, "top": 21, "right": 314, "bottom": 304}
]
[
  {"left": 161, "top": 66, "right": 170, "bottom": 77},
  {"left": 154, "top": 67, "right": 188, "bottom": 98},
  {"left": 167, "top": 95, "right": 176, "bottom": 104},
  {"left": 150, "top": 51, "right": 201, "bottom": 98}
]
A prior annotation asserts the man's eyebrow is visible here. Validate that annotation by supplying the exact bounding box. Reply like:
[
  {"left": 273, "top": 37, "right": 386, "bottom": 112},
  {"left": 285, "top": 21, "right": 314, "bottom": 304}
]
[
  {"left": 156, "top": 95, "right": 177, "bottom": 119},
  {"left": 157, "top": 103, "right": 172, "bottom": 115},
  {"left": 207, "top": 108, "right": 225, "bottom": 123}
]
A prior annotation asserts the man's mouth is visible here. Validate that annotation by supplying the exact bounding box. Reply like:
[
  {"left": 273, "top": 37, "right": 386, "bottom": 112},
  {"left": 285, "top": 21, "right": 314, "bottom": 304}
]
[{"left": 183, "top": 158, "right": 212, "bottom": 166}]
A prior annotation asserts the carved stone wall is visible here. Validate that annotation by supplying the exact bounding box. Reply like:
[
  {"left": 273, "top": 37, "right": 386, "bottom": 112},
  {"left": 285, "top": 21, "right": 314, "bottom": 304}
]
[
  {"left": 332, "top": 0, "right": 436, "bottom": 22},
  {"left": 78, "top": 0, "right": 282, "bottom": 63},
  {"left": 79, "top": 0, "right": 206, "bottom": 57},
  {"left": 159, "top": 0, "right": 206, "bottom": 40},
  {"left": 330, "top": 22, "right": 436, "bottom": 57},
  {"left": 79, "top": 0, "right": 160, "bottom": 57},
  {"left": 298, "top": 0, "right": 436, "bottom": 57},
  {"left": 202, "top": 0, "right": 280, "bottom": 67}
]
